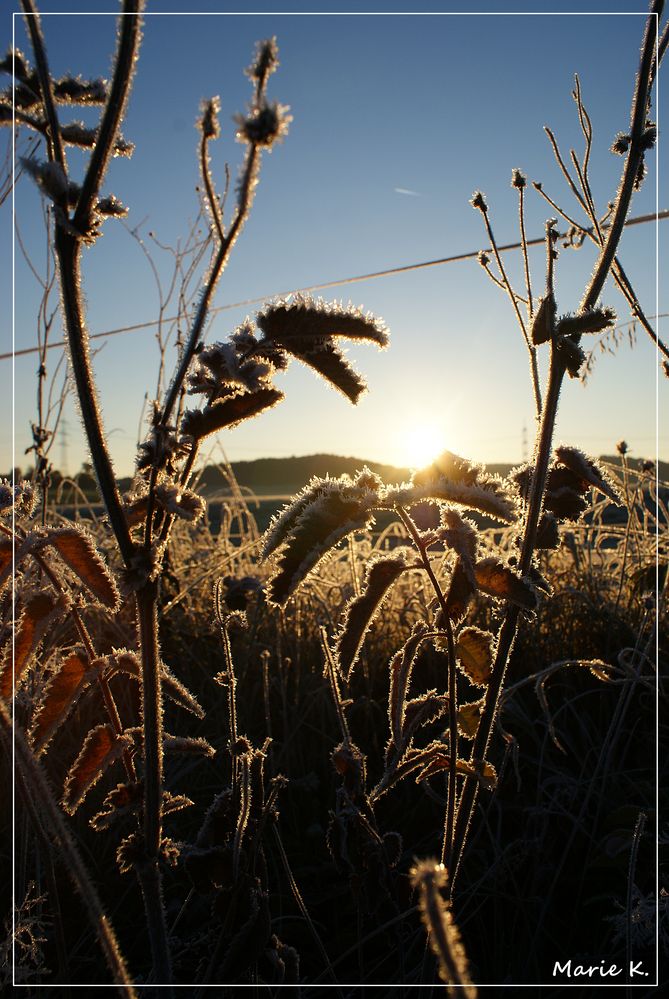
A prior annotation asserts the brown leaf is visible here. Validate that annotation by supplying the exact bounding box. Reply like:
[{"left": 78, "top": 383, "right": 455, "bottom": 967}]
[
  {"left": 554, "top": 445, "right": 622, "bottom": 504},
  {"left": 267, "top": 491, "right": 374, "bottom": 605},
  {"left": 336, "top": 551, "right": 411, "bottom": 679},
  {"left": 458, "top": 699, "right": 484, "bottom": 739},
  {"left": 456, "top": 627, "right": 494, "bottom": 687},
  {"left": 417, "top": 754, "right": 497, "bottom": 790},
  {"left": 164, "top": 734, "right": 215, "bottom": 757},
  {"left": 0, "top": 591, "right": 60, "bottom": 699},
  {"left": 474, "top": 557, "right": 538, "bottom": 610},
  {"left": 104, "top": 650, "right": 204, "bottom": 719},
  {"left": 46, "top": 527, "right": 119, "bottom": 608},
  {"left": 0, "top": 538, "right": 11, "bottom": 584},
  {"left": 31, "top": 652, "right": 101, "bottom": 754},
  {"left": 62, "top": 724, "right": 130, "bottom": 814},
  {"left": 444, "top": 559, "right": 475, "bottom": 623},
  {"left": 536, "top": 512, "right": 560, "bottom": 549},
  {"left": 257, "top": 297, "right": 389, "bottom": 347},
  {"left": 530, "top": 292, "right": 556, "bottom": 345},
  {"left": 181, "top": 387, "right": 284, "bottom": 440},
  {"left": 401, "top": 692, "right": 450, "bottom": 746}
]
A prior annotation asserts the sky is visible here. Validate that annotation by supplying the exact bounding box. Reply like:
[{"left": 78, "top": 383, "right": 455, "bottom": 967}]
[{"left": 2, "top": 1, "right": 667, "bottom": 480}]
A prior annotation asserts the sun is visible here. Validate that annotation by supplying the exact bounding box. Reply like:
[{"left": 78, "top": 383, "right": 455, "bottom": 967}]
[{"left": 401, "top": 422, "right": 447, "bottom": 470}]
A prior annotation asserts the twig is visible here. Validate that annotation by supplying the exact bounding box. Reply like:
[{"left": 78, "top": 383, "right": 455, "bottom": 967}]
[
  {"left": 72, "top": 1, "right": 142, "bottom": 236},
  {"left": 450, "top": 6, "right": 663, "bottom": 888},
  {"left": 472, "top": 194, "right": 542, "bottom": 416},
  {"left": 272, "top": 823, "right": 343, "bottom": 992},
  {"left": 626, "top": 811, "right": 647, "bottom": 981}
]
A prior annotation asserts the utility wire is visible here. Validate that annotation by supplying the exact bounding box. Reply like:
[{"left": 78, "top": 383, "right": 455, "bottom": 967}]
[{"left": 4, "top": 209, "right": 667, "bottom": 363}]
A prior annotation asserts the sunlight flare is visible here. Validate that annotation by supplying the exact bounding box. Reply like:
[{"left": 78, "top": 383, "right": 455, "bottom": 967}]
[{"left": 401, "top": 422, "right": 448, "bottom": 469}]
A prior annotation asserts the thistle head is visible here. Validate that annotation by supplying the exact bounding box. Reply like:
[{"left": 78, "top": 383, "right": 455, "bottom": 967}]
[
  {"left": 246, "top": 37, "right": 279, "bottom": 84},
  {"left": 511, "top": 168, "right": 526, "bottom": 189},
  {"left": 234, "top": 100, "right": 292, "bottom": 148},
  {"left": 469, "top": 190, "right": 487, "bottom": 213},
  {"left": 199, "top": 96, "right": 221, "bottom": 140},
  {"left": 611, "top": 131, "right": 630, "bottom": 155}
]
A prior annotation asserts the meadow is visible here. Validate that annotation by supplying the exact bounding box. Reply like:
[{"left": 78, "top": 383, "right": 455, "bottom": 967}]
[{"left": 1, "top": 2, "right": 667, "bottom": 994}]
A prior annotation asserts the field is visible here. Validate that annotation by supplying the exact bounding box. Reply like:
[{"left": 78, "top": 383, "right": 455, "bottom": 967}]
[{"left": 1, "top": 2, "right": 667, "bottom": 995}]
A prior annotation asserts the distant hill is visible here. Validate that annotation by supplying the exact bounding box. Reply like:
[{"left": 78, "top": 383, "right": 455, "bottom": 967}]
[
  {"left": 195, "top": 452, "right": 669, "bottom": 498},
  {"left": 17, "top": 451, "right": 666, "bottom": 504},
  {"left": 196, "top": 454, "right": 412, "bottom": 497}
]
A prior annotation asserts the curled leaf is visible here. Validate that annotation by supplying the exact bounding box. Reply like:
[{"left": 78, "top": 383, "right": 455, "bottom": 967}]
[
  {"left": 389, "top": 452, "right": 517, "bottom": 523},
  {"left": 556, "top": 307, "right": 616, "bottom": 337},
  {"left": 90, "top": 781, "right": 143, "bottom": 832},
  {"left": 536, "top": 511, "right": 560, "bottom": 549},
  {"left": 530, "top": 292, "right": 557, "bottom": 345},
  {"left": 474, "top": 557, "right": 538, "bottom": 610},
  {"left": 181, "top": 387, "right": 284, "bottom": 440},
  {"left": 544, "top": 486, "right": 588, "bottom": 522},
  {"left": 30, "top": 653, "right": 101, "bottom": 754},
  {"left": 164, "top": 734, "right": 215, "bottom": 757},
  {"left": 437, "top": 509, "right": 478, "bottom": 584},
  {"left": 554, "top": 446, "right": 622, "bottom": 504},
  {"left": 104, "top": 650, "right": 204, "bottom": 719},
  {"left": 336, "top": 549, "right": 412, "bottom": 679},
  {"left": 417, "top": 753, "right": 497, "bottom": 791},
  {"left": 62, "top": 724, "right": 131, "bottom": 814},
  {"left": 46, "top": 526, "right": 119, "bottom": 608},
  {"left": 256, "top": 295, "right": 388, "bottom": 403},
  {"left": 401, "top": 692, "right": 450, "bottom": 747},
  {"left": 458, "top": 698, "right": 484, "bottom": 739},
  {"left": 456, "top": 627, "right": 494, "bottom": 687},
  {"left": 0, "top": 592, "right": 64, "bottom": 699},
  {"left": 441, "top": 559, "right": 475, "bottom": 624},
  {"left": 264, "top": 474, "right": 380, "bottom": 605},
  {"left": 155, "top": 483, "right": 206, "bottom": 522},
  {"left": 257, "top": 295, "right": 389, "bottom": 347}
]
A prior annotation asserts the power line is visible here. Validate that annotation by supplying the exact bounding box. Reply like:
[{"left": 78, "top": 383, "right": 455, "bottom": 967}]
[{"left": 4, "top": 208, "right": 667, "bottom": 363}]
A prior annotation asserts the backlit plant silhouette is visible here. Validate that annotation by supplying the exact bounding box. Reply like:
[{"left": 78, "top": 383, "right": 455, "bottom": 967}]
[
  {"left": 0, "top": 0, "right": 665, "bottom": 992},
  {"left": 258, "top": 0, "right": 665, "bottom": 976},
  {"left": 1, "top": 2, "right": 387, "bottom": 987}
]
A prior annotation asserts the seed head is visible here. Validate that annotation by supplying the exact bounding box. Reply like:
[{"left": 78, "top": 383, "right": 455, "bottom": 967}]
[
  {"left": 235, "top": 100, "right": 291, "bottom": 148},
  {"left": 616, "top": 439, "right": 628, "bottom": 455},
  {"left": 469, "top": 190, "right": 487, "bottom": 213},
  {"left": 611, "top": 131, "right": 630, "bottom": 155},
  {"left": 199, "top": 96, "right": 221, "bottom": 140},
  {"left": 640, "top": 123, "right": 657, "bottom": 151},
  {"left": 511, "top": 168, "right": 526, "bottom": 189},
  {"left": 246, "top": 37, "right": 279, "bottom": 83}
]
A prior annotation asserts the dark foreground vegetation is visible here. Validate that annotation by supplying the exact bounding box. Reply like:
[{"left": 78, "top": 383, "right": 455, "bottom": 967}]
[{"left": 1, "top": 1, "right": 667, "bottom": 994}]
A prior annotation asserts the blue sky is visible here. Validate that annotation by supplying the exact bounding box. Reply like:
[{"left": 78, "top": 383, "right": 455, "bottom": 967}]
[{"left": 3, "top": 1, "right": 666, "bottom": 478}]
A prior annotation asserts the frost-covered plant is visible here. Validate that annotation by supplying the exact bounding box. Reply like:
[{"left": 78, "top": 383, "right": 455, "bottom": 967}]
[
  {"left": 2, "top": 4, "right": 388, "bottom": 987},
  {"left": 257, "top": 3, "right": 665, "bottom": 983}
]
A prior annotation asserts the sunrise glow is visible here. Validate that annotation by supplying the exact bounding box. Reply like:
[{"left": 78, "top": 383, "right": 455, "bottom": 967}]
[{"left": 401, "top": 422, "right": 447, "bottom": 470}]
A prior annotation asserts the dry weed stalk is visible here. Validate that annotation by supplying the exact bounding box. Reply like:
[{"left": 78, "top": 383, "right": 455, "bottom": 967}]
[
  {"left": 256, "top": 0, "right": 665, "bottom": 977},
  {"left": 3, "top": 4, "right": 388, "bottom": 986},
  {"left": 2, "top": 2, "right": 665, "bottom": 989}
]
